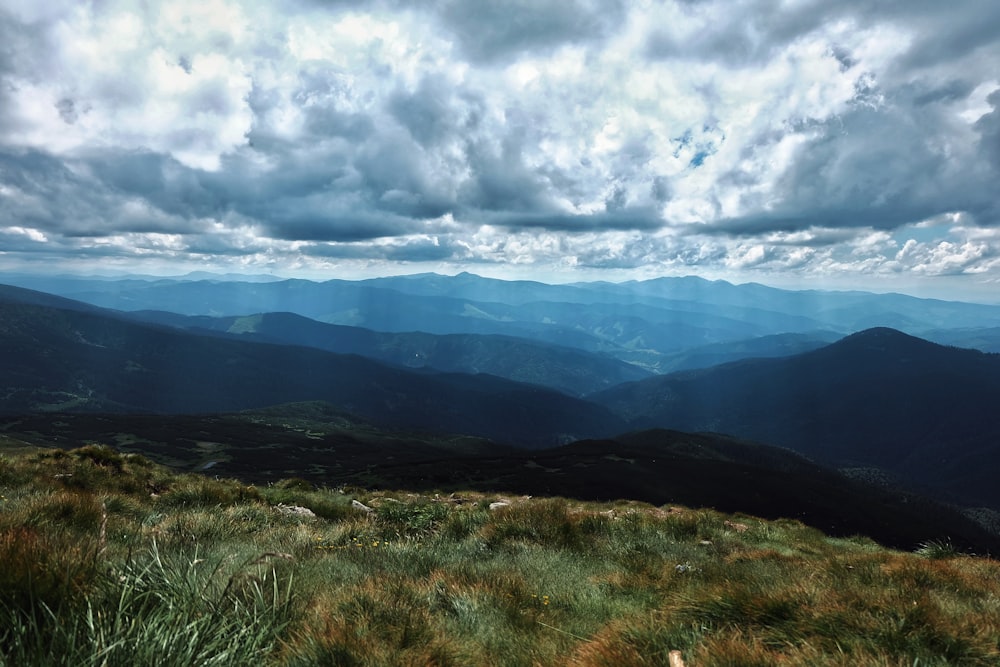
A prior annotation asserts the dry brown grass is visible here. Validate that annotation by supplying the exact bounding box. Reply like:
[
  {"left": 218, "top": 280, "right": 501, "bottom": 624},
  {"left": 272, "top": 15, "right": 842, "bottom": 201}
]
[{"left": 2, "top": 446, "right": 1000, "bottom": 666}]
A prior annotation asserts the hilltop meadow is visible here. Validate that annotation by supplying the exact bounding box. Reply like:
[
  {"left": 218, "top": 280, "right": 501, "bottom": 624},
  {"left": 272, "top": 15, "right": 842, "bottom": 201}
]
[{"left": 2, "top": 445, "right": 999, "bottom": 666}]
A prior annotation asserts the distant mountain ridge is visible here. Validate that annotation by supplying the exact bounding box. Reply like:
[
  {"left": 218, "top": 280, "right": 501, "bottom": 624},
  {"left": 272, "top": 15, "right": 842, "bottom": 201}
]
[
  {"left": 0, "top": 285, "right": 623, "bottom": 446},
  {"left": 593, "top": 327, "right": 1000, "bottom": 508},
  {"left": 121, "top": 309, "right": 652, "bottom": 396},
  {"left": 6, "top": 271, "right": 1000, "bottom": 371}
]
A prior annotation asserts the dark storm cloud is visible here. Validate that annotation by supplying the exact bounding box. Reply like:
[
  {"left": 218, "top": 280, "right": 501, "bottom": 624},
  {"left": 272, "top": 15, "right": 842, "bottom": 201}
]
[
  {"left": 909, "top": 79, "right": 978, "bottom": 107},
  {"left": 302, "top": 237, "right": 459, "bottom": 261},
  {"left": 456, "top": 114, "right": 570, "bottom": 216},
  {"left": 0, "top": 151, "right": 91, "bottom": 234},
  {"left": 226, "top": 150, "right": 355, "bottom": 204},
  {"left": 55, "top": 98, "right": 79, "bottom": 124},
  {"left": 486, "top": 207, "right": 665, "bottom": 233},
  {"left": 645, "top": 0, "right": 829, "bottom": 65},
  {"left": 705, "top": 208, "right": 934, "bottom": 238},
  {"left": 893, "top": 4, "right": 1000, "bottom": 70},
  {"left": 702, "top": 94, "right": 1000, "bottom": 237},
  {"left": 244, "top": 72, "right": 665, "bottom": 241},
  {"left": 458, "top": 151, "right": 552, "bottom": 213},
  {"left": 0, "top": 149, "right": 198, "bottom": 237},
  {"left": 387, "top": 75, "right": 472, "bottom": 148},
  {"left": 0, "top": 10, "right": 48, "bottom": 135},
  {"left": 646, "top": 0, "right": 1000, "bottom": 72},
  {"left": 975, "top": 89, "right": 1000, "bottom": 172},
  {"left": 829, "top": 45, "right": 857, "bottom": 72},
  {"left": 261, "top": 216, "right": 414, "bottom": 242},
  {"left": 436, "top": 0, "right": 625, "bottom": 63},
  {"left": 256, "top": 199, "right": 429, "bottom": 242},
  {"left": 248, "top": 62, "right": 463, "bottom": 224},
  {"left": 83, "top": 132, "right": 451, "bottom": 244},
  {"left": 85, "top": 150, "right": 227, "bottom": 220},
  {"left": 352, "top": 131, "right": 456, "bottom": 218}
]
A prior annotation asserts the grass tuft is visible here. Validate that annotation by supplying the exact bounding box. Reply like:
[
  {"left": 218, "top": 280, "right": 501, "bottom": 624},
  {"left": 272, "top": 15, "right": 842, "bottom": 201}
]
[{"left": 916, "top": 538, "right": 959, "bottom": 560}]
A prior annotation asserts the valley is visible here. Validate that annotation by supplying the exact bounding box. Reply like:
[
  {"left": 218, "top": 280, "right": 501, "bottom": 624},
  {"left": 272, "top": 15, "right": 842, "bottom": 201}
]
[{"left": 3, "top": 272, "right": 1000, "bottom": 554}]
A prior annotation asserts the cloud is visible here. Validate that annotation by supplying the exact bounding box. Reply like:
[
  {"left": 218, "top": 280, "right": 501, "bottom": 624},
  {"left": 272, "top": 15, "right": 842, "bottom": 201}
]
[
  {"left": 895, "top": 238, "right": 998, "bottom": 276},
  {"left": 698, "top": 76, "right": 999, "bottom": 236},
  {"left": 257, "top": 206, "right": 429, "bottom": 242},
  {"left": 302, "top": 235, "right": 459, "bottom": 262},
  {"left": 436, "top": 0, "right": 625, "bottom": 63},
  {"left": 484, "top": 207, "right": 665, "bottom": 233},
  {"left": 387, "top": 74, "right": 475, "bottom": 148},
  {"left": 645, "top": 0, "right": 1000, "bottom": 76},
  {"left": 84, "top": 150, "right": 227, "bottom": 220},
  {"left": 975, "top": 89, "right": 1000, "bottom": 172},
  {"left": 0, "top": 0, "right": 999, "bottom": 297}
]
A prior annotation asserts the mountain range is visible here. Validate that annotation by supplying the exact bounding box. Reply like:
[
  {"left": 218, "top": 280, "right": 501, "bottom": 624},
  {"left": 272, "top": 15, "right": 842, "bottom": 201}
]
[
  {"left": 7, "top": 271, "right": 1000, "bottom": 371},
  {"left": 3, "top": 272, "right": 1000, "bottom": 550},
  {"left": 0, "top": 284, "right": 623, "bottom": 446},
  {"left": 119, "top": 309, "right": 652, "bottom": 396}
]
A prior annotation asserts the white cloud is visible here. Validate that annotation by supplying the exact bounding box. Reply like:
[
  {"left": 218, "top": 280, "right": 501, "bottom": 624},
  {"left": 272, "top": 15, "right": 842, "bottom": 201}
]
[
  {"left": 2, "top": 0, "right": 255, "bottom": 169},
  {"left": 3, "top": 226, "right": 47, "bottom": 242},
  {"left": 0, "top": 0, "right": 998, "bottom": 298}
]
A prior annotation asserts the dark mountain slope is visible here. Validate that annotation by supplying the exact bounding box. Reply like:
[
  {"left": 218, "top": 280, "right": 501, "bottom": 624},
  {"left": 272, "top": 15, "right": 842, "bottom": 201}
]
[
  {"left": 123, "top": 310, "right": 652, "bottom": 396},
  {"left": 0, "top": 283, "right": 109, "bottom": 314},
  {"left": 0, "top": 404, "right": 512, "bottom": 479},
  {"left": 650, "top": 331, "right": 842, "bottom": 373},
  {"left": 593, "top": 328, "right": 1000, "bottom": 508},
  {"left": 483, "top": 430, "right": 1000, "bottom": 554},
  {"left": 0, "top": 287, "right": 623, "bottom": 446},
  {"left": 4, "top": 413, "right": 997, "bottom": 553}
]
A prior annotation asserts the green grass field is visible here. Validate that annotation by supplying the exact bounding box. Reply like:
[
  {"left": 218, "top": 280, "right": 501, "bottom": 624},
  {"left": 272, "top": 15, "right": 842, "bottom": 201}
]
[{"left": 2, "top": 445, "right": 999, "bottom": 666}]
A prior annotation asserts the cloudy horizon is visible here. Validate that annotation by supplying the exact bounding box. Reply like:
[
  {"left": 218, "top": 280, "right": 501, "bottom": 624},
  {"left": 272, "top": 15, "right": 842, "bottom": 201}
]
[{"left": 1, "top": 0, "right": 999, "bottom": 301}]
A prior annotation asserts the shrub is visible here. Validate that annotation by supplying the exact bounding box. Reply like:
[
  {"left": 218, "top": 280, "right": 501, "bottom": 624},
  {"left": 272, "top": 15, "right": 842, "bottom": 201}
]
[
  {"left": 376, "top": 499, "right": 450, "bottom": 536},
  {"left": 259, "top": 485, "right": 354, "bottom": 522},
  {"left": 916, "top": 538, "right": 959, "bottom": 560},
  {"left": 71, "top": 445, "right": 125, "bottom": 471},
  {"left": 0, "top": 525, "right": 101, "bottom": 613},
  {"left": 481, "top": 498, "right": 585, "bottom": 550},
  {"left": 156, "top": 475, "right": 262, "bottom": 508},
  {"left": 27, "top": 490, "right": 105, "bottom": 533},
  {"left": 440, "top": 506, "right": 490, "bottom": 541}
]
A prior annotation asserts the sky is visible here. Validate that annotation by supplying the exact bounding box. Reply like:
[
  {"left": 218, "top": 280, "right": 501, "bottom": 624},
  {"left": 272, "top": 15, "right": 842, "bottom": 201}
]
[{"left": 1, "top": 0, "right": 999, "bottom": 301}]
